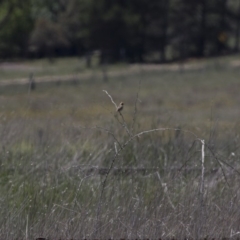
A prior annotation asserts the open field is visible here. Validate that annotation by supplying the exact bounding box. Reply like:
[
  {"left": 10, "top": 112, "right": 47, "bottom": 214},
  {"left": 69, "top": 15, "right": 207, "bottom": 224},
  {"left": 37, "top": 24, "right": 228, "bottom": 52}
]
[{"left": 1, "top": 56, "right": 240, "bottom": 238}]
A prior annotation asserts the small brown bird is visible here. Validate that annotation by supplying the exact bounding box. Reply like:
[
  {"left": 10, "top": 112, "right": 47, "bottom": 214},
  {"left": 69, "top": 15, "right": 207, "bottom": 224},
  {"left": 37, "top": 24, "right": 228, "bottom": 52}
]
[{"left": 116, "top": 102, "right": 124, "bottom": 113}]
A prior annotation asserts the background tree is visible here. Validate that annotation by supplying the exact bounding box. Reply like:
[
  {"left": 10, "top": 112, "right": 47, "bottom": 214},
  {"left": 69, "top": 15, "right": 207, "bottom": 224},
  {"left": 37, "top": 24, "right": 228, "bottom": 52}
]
[
  {"left": 0, "top": 0, "right": 239, "bottom": 61},
  {"left": 87, "top": 0, "right": 127, "bottom": 63},
  {"left": 0, "top": 0, "right": 15, "bottom": 29},
  {"left": 144, "top": 0, "right": 170, "bottom": 62},
  {"left": 29, "top": 18, "right": 69, "bottom": 59},
  {"left": 0, "top": 0, "right": 33, "bottom": 58}
]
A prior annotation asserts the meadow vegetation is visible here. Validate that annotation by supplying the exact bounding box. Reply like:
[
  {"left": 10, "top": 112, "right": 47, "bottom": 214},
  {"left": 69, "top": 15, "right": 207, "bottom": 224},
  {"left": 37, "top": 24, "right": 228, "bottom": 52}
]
[{"left": 1, "top": 56, "right": 240, "bottom": 238}]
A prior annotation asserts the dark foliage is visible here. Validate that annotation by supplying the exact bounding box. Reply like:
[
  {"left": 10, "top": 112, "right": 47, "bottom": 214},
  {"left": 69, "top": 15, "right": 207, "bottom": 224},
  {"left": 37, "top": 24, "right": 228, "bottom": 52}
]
[{"left": 0, "top": 0, "right": 239, "bottom": 62}]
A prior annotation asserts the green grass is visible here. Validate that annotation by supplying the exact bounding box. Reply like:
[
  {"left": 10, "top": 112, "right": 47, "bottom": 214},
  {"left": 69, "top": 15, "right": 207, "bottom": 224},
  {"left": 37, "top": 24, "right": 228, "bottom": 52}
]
[{"left": 1, "top": 56, "right": 240, "bottom": 238}]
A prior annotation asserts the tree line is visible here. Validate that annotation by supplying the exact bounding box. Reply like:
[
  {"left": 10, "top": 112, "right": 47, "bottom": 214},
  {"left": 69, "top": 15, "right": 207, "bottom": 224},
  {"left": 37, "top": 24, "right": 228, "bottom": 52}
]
[{"left": 0, "top": 0, "right": 240, "bottom": 63}]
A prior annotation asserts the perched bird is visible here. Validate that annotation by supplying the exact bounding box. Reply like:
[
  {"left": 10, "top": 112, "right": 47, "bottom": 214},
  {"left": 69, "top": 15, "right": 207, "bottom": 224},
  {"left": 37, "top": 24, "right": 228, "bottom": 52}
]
[{"left": 116, "top": 102, "right": 124, "bottom": 113}]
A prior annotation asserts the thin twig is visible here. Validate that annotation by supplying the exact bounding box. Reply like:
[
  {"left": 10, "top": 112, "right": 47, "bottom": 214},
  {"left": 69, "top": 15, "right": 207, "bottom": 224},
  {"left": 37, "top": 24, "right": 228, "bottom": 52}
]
[
  {"left": 118, "top": 112, "right": 132, "bottom": 137},
  {"left": 95, "top": 127, "right": 201, "bottom": 235},
  {"left": 78, "top": 125, "right": 123, "bottom": 150},
  {"left": 102, "top": 90, "right": 117, "bottom": 109},
  {"left": 131, "top": 79, "right": 141, "bottom": 133},
  {"left": 205, "top": 143, "right": 232, "bottom": 188},
  {"left": 198, "top": 139, "right": 205, "bottom": 239},
  {"left": 103, "top": 90, "right": 132, "bottom": 137},
  {"left": 156, "top": 172, "right": 175, "bottom": 210},
  {"left": 200, "top": 140, "right": 205, "bottom": 195}
]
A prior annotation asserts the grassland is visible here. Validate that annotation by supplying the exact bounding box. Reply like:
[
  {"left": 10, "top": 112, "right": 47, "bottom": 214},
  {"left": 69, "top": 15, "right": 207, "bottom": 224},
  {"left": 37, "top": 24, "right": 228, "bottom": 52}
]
[{"left": 1, "top": 55, "right": 240, "bottom": 239}]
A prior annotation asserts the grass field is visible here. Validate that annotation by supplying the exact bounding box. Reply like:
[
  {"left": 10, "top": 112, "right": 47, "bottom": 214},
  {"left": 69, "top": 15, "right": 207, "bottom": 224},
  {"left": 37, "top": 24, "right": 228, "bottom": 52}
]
[{"left": 1, "top": 56, "right": 240, "bottom": 238}]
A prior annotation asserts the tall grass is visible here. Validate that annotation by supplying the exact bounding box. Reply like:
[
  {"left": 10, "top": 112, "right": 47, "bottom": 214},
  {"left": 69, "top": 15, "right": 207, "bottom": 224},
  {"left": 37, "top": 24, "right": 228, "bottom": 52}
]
[
  {"left": 1, "top": 118, "right": 240, "bottom": 239},
  {"left": 1, "top": 61, "right": 240, "bottom": 238}
]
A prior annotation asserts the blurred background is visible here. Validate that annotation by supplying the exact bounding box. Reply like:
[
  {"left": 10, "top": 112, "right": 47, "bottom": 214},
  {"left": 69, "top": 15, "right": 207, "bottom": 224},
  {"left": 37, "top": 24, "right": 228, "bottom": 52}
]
[
  {"left": 0, "top": 0, "right": 239, "bottom": 62},
  {"left": 0, "top": 0, "right": 240, "bottom": 132},
  {"left": 1, "top": 0, "right": 240, "bottom": 238}
]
